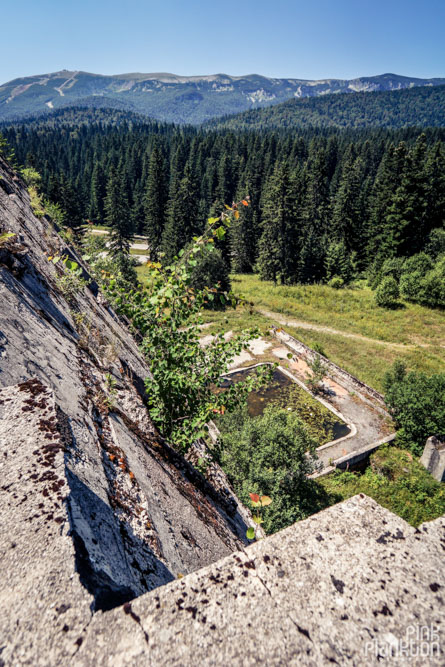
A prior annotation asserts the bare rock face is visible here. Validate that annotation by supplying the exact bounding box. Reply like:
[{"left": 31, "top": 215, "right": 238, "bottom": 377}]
[
  {"left": 0, "top": 154, "right": 251, "bottom": 657},
  {"left": 420, "top": 436, "right": 445, "bottom": 482}
]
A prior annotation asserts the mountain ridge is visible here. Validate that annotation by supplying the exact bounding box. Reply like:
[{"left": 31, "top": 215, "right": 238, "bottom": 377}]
[{"left": 1, "top": 69, "right": 445, "bottom": 125}]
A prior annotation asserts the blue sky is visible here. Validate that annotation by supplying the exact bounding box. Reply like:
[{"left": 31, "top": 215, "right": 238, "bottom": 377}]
[{"left": 1, "top": 0, "right": 444, "bottom": 83}]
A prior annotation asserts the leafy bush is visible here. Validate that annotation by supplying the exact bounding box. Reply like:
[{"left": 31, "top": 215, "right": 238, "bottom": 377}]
[
  {"left": 328, "top": 276, "right": 344, "bottom": 289},
  {"left": 20, "top": 166, "right": 41, "bottom": 187},
  {"left": 188, "top": 244, "right": 230, "bottom": 309},
  {"left": 383, "top": 361, "right": 445, "bottom": 455},
  {"left": 375, "top": 275, "right": 400, "bottom": 308},
  {"left": 401, "top": 252, "right": 433, "bottom": 276},
  {"left": 419, "top": 257, "right": 445, "bottom": 307},
  {"left": 305, "top": 353, "right": 328, "bottom": 394},
  {"left": 99, "top": 201, "right": 269, "bottom": 451},
  {"left": 400, "top": 254, "right": 445, "bottom": 308},
  {"left": 318, "top": 446, "right": 445, "bottom": 527},
  {"left": 425, "top": 228, "right": 445, "bottom": 259},
  {"left": 214, "top": 405, "right": 319, "bottom": 533},
  {"left": 369, "top": 256, "right": 405, "bottom": 290}
]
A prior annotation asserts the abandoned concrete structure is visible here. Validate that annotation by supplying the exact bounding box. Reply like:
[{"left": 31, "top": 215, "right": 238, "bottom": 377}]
[{"left": 1, "top": 156, "right": 444, "bottom": 665}]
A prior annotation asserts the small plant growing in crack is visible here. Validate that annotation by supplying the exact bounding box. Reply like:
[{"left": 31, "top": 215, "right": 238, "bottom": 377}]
[{"left": 246, "top": 493, "right": 272, "bottom": 540}]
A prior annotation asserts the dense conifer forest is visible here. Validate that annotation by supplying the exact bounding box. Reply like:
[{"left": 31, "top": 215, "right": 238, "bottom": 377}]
[
  {"left": 208, "top": 83, "right": 445, "bottom": 130},
  {"left": 3, "top": 108, "right": 445, "bottom": 305}
]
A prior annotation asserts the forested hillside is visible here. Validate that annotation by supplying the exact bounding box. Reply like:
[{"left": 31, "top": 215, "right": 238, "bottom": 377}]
[
  {"left": 210, "top": 84, "right": 445, "bottom": 130},
  {"left": 2, "top": 70, "right": 445, "bottom": 125},
  {"left": 3, "top": 108, "right": 445, "bottom": 304}
]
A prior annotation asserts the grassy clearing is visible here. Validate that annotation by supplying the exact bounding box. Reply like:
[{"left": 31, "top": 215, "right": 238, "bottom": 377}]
[
  {"left": 316, "top": 446, "right": 445, "bottom": 527},
  {"left": 207, "top": 274, "right": 445, "bottom": 391},
  {"left": 133, "top": 269, "right": 444, "bottom": 391},
  {"left": 233, "top": 274, "right": 445, "bottom": 348},
  {"left": 285, "top": 326, "right": 445, "bottom": 393}
]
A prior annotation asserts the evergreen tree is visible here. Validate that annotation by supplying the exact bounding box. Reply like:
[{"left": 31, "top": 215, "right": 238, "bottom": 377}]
[
  {"left": 104, "top": 165, "right": 134, "bottom": 256},
  {"left": 324, "top": 240, "right": 353, "bottom": 283},
  {"left": 257, "top": 164, "right": 300, "bottom": 284},
  {"left": 331, "top": 153, "right": 366, "bottom": 263},
  {"left": 143, "top": 145, "right": 168, "bottom": 258},
  {"left": 89, "top": 162, "right": 107, "bottom": 222},
  {"left": 162, "top": 161, "right": 199, "bottom": 262}
]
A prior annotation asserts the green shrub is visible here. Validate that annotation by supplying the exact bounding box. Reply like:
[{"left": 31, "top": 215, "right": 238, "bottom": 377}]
[
  {"left": 425, "top": 228, "right": 445, "bottom": 259},
  {"left": 188, "top": 244, "right": 230, "bottom": 309},
  {"left": 400, "top": 255, "right": 445, "bottom": 308},
  {"left": 383, "top": 361, "right": 445, "bottom": 455},
  {"left": 215, "top": 405, "right": 319, "bottom": 533},
  {"left": 399, "top": 270, "right": 423, "bottom": 302},
  {"left": 318, "top": 446, "right": 445, "bottom": 527},
  {"left": 20, "top": 166, "right": 42, "bottom": 187},
  {"left": 375, "top": 275, "right": 400, "bottom": 308},
  {"left": 328, "top": 276, "right": 344, "bottom": 289},
  {"left": 402, "top": 252, "right": 433, "bottom": 276}
]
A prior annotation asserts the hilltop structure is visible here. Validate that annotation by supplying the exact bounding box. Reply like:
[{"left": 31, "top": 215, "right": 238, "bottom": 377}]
[{"left": 0, "top": 157, "right": 444, "bottom": 664}]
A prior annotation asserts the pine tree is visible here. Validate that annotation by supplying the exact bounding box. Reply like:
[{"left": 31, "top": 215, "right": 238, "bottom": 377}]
[
  {"left": 162, "top": 161, "right": 199, "bottom": 262},
  {"left": 143, "top": 145, "right": 168, "bottom": 258},
  {"left": 324, "top": 240, "right": 353, "bottom": 283},
  {"left": 331, "top": 153, "right": 366, "bottom": 265},
  {"left": 257, "top": 164, "right": 300, "bottom": 284},
  {"left": 368, "top": 142, "right": 407, "bottom": 260},
  {"left": 104, "top": 165, "right": 134, "bottom": 256},
  {"left": 57, "top": 174, "right": 83, "bottom": 231},
  {"left": 384, "top": 136, "right": 428, "bottom": 257},
  {"left": 89, "top": 162, "right": 107, "bottom": 223}
]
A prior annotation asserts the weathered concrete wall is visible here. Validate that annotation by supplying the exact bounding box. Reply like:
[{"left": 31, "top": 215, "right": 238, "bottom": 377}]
[
  {"left": 2, "top": 481, "right": 443, "bottom": 665},
  {"left": 274, "top": 327, "right": 387, "bottom": 407},
  {"left": 420, "top": 436, "right": 445, "bottom": 482},
  {"left": 0, "top": 154, "right": 252, "bottom": 626},
  {"left": 74, "top": 495, "right": 445, "bottom": 666}
]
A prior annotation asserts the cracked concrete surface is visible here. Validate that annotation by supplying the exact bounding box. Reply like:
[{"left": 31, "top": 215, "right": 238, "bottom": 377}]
[{"left": 74, "top": 495, "right": 445, "bottom": 666}]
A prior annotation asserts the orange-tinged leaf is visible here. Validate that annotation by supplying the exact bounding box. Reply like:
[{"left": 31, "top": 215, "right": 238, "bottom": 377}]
[
  {"left": 261, "top": 495, "right": 272, "bottom": 507},
  {"left": 241, "top": 200, "right": 249, "bottom": 206},
  {"left": 234, "top": 210, "right": 240, "bottom": 220},
  {"left": 249, "top": 493, "right": 260, "bottom": 503},
  {"left": 129, "top": 471, "right": 135, "bottom": 480}
]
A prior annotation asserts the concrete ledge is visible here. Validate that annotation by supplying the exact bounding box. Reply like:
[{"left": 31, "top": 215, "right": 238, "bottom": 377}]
[
  {"left": 312, "top": 433, "right": 398, "bottom": 477},
  {"left": 74, "top": 494, "right": 445, "bottom": 666}
]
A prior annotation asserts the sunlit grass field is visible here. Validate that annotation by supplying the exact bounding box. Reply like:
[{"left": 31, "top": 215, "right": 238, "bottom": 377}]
[
  {"left": 136, "top": 270, "right": 443, "bottom": 392},
  {"left": 233, "top": 275, "right": 444, "bottom": 347}
]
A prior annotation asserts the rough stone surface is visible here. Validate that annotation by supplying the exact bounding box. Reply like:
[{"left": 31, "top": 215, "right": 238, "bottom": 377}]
[
  {"left": 0, "top": 156, "right": 250, "bottom": 617},
  {"left": 0, "top": 382, "right": 93, "bottom": 666},
  {"left": 74, "top": 494, "right": 445, "bottom": 666},
  {"left": 420, "top": 436, "right": 445, "bottom": 482}
]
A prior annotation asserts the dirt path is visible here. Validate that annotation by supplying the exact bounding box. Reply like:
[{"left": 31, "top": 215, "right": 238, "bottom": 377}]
[{"left": 258, "top": 308, "right": 417, "bottom": 351}]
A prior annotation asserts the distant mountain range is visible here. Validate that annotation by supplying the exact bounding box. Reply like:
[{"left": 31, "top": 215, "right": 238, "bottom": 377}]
[{"left": 1, "top": 70, "right": 445, "bottom": 125}]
